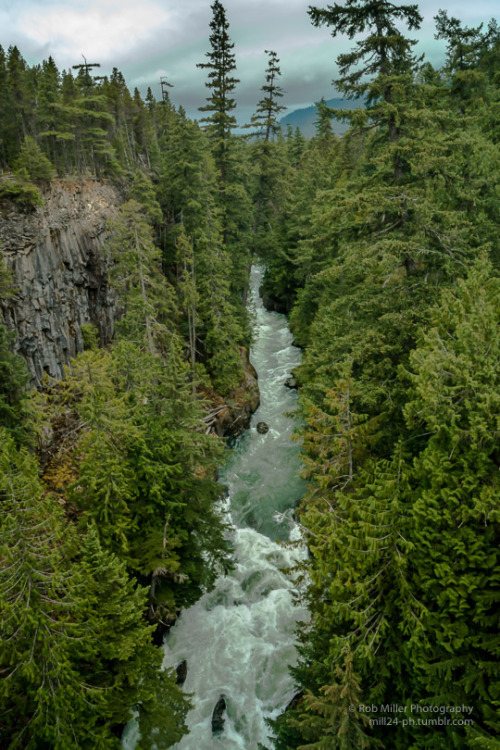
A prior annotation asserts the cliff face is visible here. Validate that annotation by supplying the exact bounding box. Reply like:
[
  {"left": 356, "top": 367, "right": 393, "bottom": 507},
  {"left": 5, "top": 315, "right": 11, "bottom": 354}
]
[
  {"left": 0, "top": 179, "right": 260, "bottom": 435},
  {"left": 0, "top": 179, "right": 120, "bottom": 385}
]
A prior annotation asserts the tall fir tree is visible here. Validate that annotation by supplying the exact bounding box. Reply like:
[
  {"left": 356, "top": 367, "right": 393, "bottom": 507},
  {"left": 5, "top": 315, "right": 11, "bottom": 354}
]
[{"left": 197, "top": 0, "right": 239, "bottom": 201}]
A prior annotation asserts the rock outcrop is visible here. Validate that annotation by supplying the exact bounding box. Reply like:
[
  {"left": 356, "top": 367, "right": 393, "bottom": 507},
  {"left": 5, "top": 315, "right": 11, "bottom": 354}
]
[
  {"left": 214, "top": 347, "right": 260, "bottom": 438},
  {"left": 0, "top": 178, "right": 120, "bottom": 385},
  {"left": 0, "top": 179, "right": 261, "bottom": 434},
  {"left": 175, "top": 660, "right": 188, "bottom": 686},
  {"left": 211, "top": 695, "right": 227, "bottom": 735}
]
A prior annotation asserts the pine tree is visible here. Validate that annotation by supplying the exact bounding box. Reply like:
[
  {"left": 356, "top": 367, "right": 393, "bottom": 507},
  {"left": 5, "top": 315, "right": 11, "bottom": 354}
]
[
  {"left": 287, "top": 444, "right": 421, "bottom": 748},
  {"left": 106, "top": 199, "right": 178, "bottom": 355},
  {"left": 0, "top": 429, "right": 103, "bottom": 749},
  {"left": 3, "top": 46, "right": 29, "bottom": 163},
  {"left": 0, "top": 46, "right": 8, "bottom": 166},
  {"left": 289, "top": 648, "right": 372, "bottom": 749},
  {"left": 74, "top": 526, "right": 191, "bottom": 747},
  {"left": 197, "top": 0, "right": 239, "bottom": 197},
  {"left": 434, "top": 10, "right": 494, "bottom": 113},
  {"left": 309, "top": 0, "right": 423, "bottom": 182},
  {"left": 404, "top": 260, "right": 500, "bottom": 747},
  {"left": 246, "top": 50, "right": 287, "bottom": 273},
  {"left": 36, "top": 56, "right": 75, "bottom": 173},
  {"left": 13, "top": 134, "right": 56, "bottom": 180},
  {"left": 72, "top": 62, "right": 120, "bottom": 176},
  {"left": 247, "top": 50, "right": 285, "bottom": 142},
  {"left": 176, "top": 228, "right": 198, "bottom": 391},
  {"left": 157, "top": 107, "right": 245, "bottom": 393},
  {"left": 0, "top": 259, "right": 30, "bottom": 442}
]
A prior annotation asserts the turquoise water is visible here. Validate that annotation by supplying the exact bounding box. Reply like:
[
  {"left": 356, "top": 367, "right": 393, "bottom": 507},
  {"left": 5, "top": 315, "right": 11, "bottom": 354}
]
[{"left": 122, "top": 266, "right": 307, "bottom": 750}]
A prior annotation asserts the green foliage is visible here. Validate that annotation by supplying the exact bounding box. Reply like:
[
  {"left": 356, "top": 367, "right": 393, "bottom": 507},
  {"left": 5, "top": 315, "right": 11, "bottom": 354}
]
[
  {"left": 197, "top": 0, "right": 239, "bottom": 183},
  {"left": 0, "top": 429, "right": 190, "bottom": 748},
  {"left": 0, "top": 261, "right": 31, "bottom": 442},
  {"left": 0, "top": 168, "right": 43, "bottom": 207},
  {"left": 0, "top": 324, "right": 30, "bottom": 442},
  {"left": 2, "top": 11, "right": 498, "bottom": 749},
  {"left": 403, "top": 263, "right": 500, "bottom": 746},
  {"left": 271, "top": 7, "right": 500, "bottom": 749},
  {"left": 13, "top": 134, "right": 56, "bottom": 180},
  {"left": 129, "top": 170, "right": 162, "bottom": 224},
  {"left": 81, "top": 321, "right": 100, "bottom": 350},
  {"left": 41, "top": 342, "right": 232, "bottom": 614},
  {"left": 0, "top": 429, "right": 93, "bottom": 749},
  {"left": 75, "top": 526, "right": 191, "bottom": 747},
  {"left": 156, "top": 106, "right": 246, "bottom": 392},
  {"left": 246, "top": 50, "right": 285, "bottom": 141},
  {"left": 106, "top": 199, "right": 178, "bottom": 354},
  {"left": 290, "top": 649, "right": 373, "bottom": 749}
]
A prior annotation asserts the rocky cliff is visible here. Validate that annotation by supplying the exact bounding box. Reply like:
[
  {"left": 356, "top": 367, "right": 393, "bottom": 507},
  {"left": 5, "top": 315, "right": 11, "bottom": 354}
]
[
  {"left": 0, "top": 179, "right": 120, "bottom": 385},
  {"left": 0, "top": 179, "right": 260, "bottom": 435}
]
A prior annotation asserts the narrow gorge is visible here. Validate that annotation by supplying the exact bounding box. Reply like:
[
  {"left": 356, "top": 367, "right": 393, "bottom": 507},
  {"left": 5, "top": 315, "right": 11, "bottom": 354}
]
[{"left": 123, "top": 266, "right": 307, "bottom": 750}]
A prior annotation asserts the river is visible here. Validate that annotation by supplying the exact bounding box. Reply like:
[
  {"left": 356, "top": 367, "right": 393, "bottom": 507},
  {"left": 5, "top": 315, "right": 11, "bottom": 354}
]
[{"left": 122, "top": 265, "right": 307, "bottom": 749}]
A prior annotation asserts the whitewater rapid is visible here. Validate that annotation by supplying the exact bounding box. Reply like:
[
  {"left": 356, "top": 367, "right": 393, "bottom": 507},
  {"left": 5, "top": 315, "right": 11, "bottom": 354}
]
[{"left": 122, "top": 266, "right": 307, "bottom": 749}]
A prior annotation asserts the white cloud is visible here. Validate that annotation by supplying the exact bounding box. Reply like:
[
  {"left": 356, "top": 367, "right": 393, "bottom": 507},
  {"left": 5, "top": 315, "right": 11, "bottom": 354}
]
[
  {"left": 18, "top": 0, "right": 171, "bottom": 64},
  {"left": 1, "top": 0, "right": 497, "bottom": 121}
]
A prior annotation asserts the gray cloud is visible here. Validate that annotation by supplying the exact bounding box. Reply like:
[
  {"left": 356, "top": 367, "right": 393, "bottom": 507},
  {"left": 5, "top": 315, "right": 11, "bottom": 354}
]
[{"left": 0, "top": 0, "right": 497, "bottom": 123}]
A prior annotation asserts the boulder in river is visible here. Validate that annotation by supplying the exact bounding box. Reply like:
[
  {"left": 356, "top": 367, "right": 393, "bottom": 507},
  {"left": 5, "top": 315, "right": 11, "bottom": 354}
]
[
  {"left": 284, "top": 375, "right": 297, "bottom": 389},
  {"left": 175, "top": 659, "right": 187, "bottom": 685},
  {"left": 256, "top": 421, "right": 269, "bottom": 434},
  {"left": 285, "top": 691, "right": 303, "bottom": 712},
  {"left": 211, "top": 695, "right": 227, "bottom": 735}
]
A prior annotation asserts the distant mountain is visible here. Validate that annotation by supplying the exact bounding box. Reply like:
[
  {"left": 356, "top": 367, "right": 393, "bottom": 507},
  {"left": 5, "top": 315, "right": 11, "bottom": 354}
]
[{"left": 280, "top": 98, "right": 363, "bottom": 139}]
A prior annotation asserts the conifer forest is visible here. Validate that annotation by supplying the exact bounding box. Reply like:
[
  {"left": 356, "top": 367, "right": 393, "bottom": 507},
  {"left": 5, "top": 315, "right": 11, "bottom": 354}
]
[{"left": 0, "top": 1, "right": 498, "bottom": 748}]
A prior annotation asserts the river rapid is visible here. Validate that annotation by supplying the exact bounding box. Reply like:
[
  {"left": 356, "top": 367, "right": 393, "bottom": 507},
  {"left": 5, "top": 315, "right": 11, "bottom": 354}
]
[{"left": 123, "top": 266, "right": 307, "bottom": 749}]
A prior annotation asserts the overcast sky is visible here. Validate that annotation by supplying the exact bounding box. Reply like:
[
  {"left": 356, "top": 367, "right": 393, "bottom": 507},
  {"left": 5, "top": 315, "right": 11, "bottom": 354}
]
[{"left": 0, "top": 0, "right": 497, "bottom": 122}]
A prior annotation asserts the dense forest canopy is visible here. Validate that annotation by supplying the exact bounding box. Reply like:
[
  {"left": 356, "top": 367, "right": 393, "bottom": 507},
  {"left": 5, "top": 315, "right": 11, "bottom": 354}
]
[{"left": 0, "top": 0, "right": 498, "bottom": 748}]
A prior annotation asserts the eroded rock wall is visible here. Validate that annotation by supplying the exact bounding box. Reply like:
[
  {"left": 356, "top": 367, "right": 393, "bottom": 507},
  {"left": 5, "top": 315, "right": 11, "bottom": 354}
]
[{"left": 0, "top": 179, "right": 120, "bottom": 385}]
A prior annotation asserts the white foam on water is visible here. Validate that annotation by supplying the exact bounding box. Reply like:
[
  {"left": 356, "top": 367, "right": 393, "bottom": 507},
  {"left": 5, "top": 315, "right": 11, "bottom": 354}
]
[
  {"left": 122, "top": 266, "right": 308, "bottom": 750},
  {"left": 161, "top": 525, "right": 308, "bottom": 750}
]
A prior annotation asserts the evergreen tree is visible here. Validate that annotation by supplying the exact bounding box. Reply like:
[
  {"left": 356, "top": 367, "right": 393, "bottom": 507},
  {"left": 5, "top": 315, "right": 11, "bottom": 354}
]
[
  {"left": 0, "top": 259, "right": 30, "bottom": 442},
  {"left": 75, "top": 526, "right": 191, "bottom": 748},
  {"left": 36, "top": 56, "right": 75, "bottom": 173},
  {"left": 273, "top": 10, "right": 499, "bottom": 749},
  {"left": 0, "top": 45, "right": 8, "bottom": 165},
  {"left": 309, "top": 0, "right": 423, "bottom": 182},
  {"left": 40, "top": 340, "right": 232, "bottom": 614},
  {"left": 106, "top": 199, "right": 178, "bottom": 354},
  {"left": 0, "top": 429, "right": 191, "bottom": 748},
  {"left": 246, "top": 50, "right": 287, "bottom": 271},
  {"left": 434, "top": 10, "right": 495, "bottom": 113},
  {"left": 196, "top": 3, "right": 254, "bottom": 291},
  {"left": 404, "top": 261, "right": 500, "bottom": 748},
  {"left": 289, "top": 648, "right": 372, "bottom": 749},
  {"left": 71, "top": 63, "right": 120, "bottom": 176},
  {"left": 157, "top": 106, "right": 245, "bottom": 393},
  {"left": 0, "top": 430, "right": 100, "bottom": 749},
  {"left": 197, "top": 0, "right": 239, "bottom": 197},
  {"left": 13, "top": 134, "right": 56, "bottom": 180},
  {"left": 3, "top": 46, "right": 29, "bottom": 163},
  {"left": 247, "top": 50, "right": 285, "bottom": 142}
]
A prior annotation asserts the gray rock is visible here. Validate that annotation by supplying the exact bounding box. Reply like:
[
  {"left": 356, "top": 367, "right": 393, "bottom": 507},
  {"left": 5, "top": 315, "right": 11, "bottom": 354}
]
[
  {"left": 175, "top": 660, "right": 187, "bottom": 686},
  {"left": 284, "top": 375, "right": 297, "bottom": 389},
  {"left": 0, "top": 179, "right": 119, "bottom": 386},
  {"left": 256, "top": 421, "right": 269, "bottom": 434},
  {"left": 211, "top": 695, "right": 227, "bottom": 735}
]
